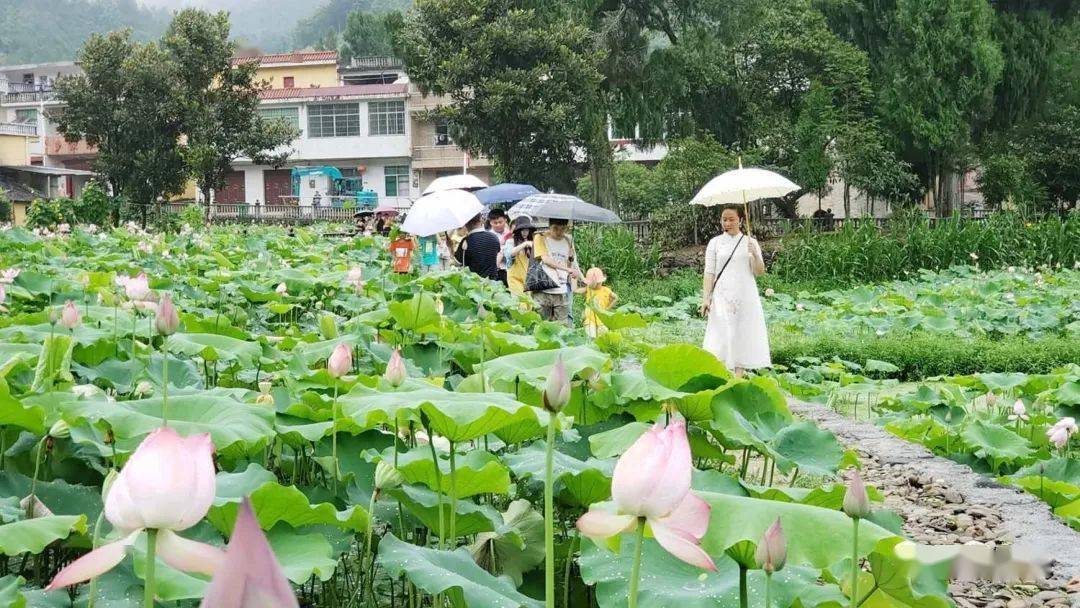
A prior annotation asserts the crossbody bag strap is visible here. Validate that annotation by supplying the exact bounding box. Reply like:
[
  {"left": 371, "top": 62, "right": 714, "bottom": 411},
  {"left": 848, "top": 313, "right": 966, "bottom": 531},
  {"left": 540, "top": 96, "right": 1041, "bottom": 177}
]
[{"left": 706, "top": 234, "right": 744, "bottom": 303}]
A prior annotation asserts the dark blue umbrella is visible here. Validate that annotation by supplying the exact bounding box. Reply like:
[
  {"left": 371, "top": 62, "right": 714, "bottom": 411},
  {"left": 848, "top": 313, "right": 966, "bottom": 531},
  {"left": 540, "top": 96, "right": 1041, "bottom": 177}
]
[{"left": 474, "top": 183, "right": 540, "bottom": 206}]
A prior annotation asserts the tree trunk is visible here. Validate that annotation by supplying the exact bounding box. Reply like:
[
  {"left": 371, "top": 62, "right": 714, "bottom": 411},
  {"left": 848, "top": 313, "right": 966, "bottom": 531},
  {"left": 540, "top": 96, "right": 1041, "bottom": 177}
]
[
  {"left": 203, "top": 185, "right": 213, "bottom": 224},
  {"left": 588, "top": 117, "right": 617, "bottom": 211},
  {"left": 843, "top": 182, "right": 851, "bottom": 219}
]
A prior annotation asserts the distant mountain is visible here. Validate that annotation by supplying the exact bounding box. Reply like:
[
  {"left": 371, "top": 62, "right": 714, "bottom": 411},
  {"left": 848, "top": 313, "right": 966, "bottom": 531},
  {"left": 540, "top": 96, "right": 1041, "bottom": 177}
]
[
  {"left": 0, "top": 0, "right": 168, "bottom": 64},
  {"left": 0, "top": 0, "right": 411, "bottom": 65}
]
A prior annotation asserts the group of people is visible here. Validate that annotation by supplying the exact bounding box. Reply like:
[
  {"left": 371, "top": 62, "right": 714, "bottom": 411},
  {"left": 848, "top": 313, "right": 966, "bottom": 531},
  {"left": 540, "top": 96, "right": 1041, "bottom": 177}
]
[{"left": 374, "top": 201, "right": 772, "bottom": 376}]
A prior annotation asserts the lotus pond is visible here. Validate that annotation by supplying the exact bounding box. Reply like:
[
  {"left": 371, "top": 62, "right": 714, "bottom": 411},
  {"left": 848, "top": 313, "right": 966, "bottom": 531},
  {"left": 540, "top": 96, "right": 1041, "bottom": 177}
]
[{"left": 0, "top": 224, "right": 958, "bottom": 607}]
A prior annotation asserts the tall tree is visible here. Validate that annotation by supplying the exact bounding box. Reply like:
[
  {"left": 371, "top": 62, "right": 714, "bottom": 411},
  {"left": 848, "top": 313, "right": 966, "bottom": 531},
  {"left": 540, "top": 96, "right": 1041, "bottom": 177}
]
[
  {"left": 163, "top": 10, "right": 297, "bottom": 220},
  {"left": 339, "top": 11, "right": 399, "bottom": 62},
  {"left": 55, "top": 31, "right": 187, "bottom": 221},
  {"left": 398, "top": 0, "right": 604, "bottom": 191}
]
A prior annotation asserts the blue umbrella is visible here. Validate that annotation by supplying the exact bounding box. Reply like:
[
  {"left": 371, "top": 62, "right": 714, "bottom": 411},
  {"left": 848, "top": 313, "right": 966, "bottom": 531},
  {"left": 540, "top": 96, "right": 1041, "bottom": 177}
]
[{"left": 474, "top": 183, "right": 540, "bottom": 206}]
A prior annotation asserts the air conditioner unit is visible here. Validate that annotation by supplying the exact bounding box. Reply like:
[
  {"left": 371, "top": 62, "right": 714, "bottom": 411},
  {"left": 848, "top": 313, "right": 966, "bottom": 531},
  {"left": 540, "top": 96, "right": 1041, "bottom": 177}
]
[{"left": 434, "top": 133, "right": 451, "bottom": 146}]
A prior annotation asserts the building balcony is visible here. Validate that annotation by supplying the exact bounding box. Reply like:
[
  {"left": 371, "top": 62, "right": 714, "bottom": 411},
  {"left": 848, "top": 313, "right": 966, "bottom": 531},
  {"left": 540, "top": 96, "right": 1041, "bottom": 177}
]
[
  {"left": 2, "top": 84, "right": 58, "bottom": 104},
  {"left": 0, "top": 122, "right": 37, "bottom": 137},
  {"left": 45, "top": 136, "right": 96, "bottom": 158},
  {"left": 412, "top": 144, "right": 491, "bottom": 169}
]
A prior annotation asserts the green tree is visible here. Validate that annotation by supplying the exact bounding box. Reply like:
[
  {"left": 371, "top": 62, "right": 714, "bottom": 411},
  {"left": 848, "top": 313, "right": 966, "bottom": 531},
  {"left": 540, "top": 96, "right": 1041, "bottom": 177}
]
[
  {"left": 163, "top": 10, "right": 297, "bottom": 221},
  {"left": 339, "top": 10, "right": 399, "bottom": 62},
  {"left": 55, "top": 30, "right": 188, "bottom": 223},
  {"left": 866, "top": 0, "right": 1004, "bottom": 214},
  {"left": 398, "top": 0, "right": 604, "bottom": 191},
  {"left": 576, "top": 161, "right": 666, "bottom": 215}
]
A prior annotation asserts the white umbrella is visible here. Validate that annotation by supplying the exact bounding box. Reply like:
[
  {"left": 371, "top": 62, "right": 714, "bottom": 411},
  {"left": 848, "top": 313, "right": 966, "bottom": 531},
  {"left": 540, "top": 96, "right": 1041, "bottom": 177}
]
[
  {"left": 690, "top": 168, "right": 800, "bottom": 207},
  {"left": 401, "top": 189, "right": 484, "bottom": 237},
  {"left": 422, "top": 174, "right": 489, "bottom": 196}
]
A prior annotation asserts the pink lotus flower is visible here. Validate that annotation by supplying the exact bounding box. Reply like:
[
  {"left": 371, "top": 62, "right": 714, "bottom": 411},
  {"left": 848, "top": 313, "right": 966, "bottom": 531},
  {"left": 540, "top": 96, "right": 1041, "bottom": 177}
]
[
  {"left": 199, "top": 498, "right": 299, "bottom": 608},
  {"left": 842, "top": 468, "right": 871, "bottom": 519},
  {"left": 755, "top": 517, "right": 786, "bottom": 573},
  {"left": 1007, "top": 399, "right": 1029, "bottom": 422},
  {"left": 327, "top": 343, "right": 352, "bottom": 378},
  {"left": 576, "top": 418, "right": 716, "bottom": 570},
  {"left": 1047, "top": 417, "right": 1078, "bottom": 449},
  {"left": 275, "top": 282, "right": 287, "bottom": 296},
  {"left": 47, "top": 428, "right": 223, "bottom": 590},
  {"left": 60, "top": 300, "right": 80, "bottom": 330},
  {"left": 764, "top": 288, "right": 776, "bottom": 297},
  {"left": 985, "top": 392, "right": 998, "bottom": 407},
  {"left": 116, "top": 272, "right": 151, "bottom": 301},
  {"left": 543, "top": 356, "right": 570, "bottom": 413},
  {"left": 384, "top": 349, "right": 407, "bottom": 387},
  {"left": 0, "top": 283, "right": 6, "bottom": 307},
  {"left": 155, "top": 292, "right": 179, "bottom": 336},
  {"left": 0, "top": 268, "right": 19, "bottom": 284},
  {"left": 345, "top": 267, "right": 364, "bottom": 291}
]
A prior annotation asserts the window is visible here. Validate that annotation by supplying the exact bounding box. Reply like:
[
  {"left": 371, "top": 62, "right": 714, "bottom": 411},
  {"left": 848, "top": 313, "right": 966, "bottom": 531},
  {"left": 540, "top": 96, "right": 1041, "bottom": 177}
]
[
  {"left": 283, "top": 76, "right": 295, "bottom": 88},
  {"left": 369, "top": 100, "right": 405, "bottom": 136},
  {"left": 384, "top": 165, "right": 410, "bottom": 197},
  {"left": 258, "top": 107, "right": 300, "bottom": 131},
  {"left": 611, "top": 121, "right": 636, "bottom": 140},
  {"left": 14, "top": 109, "right": 38, "bottom": 124},
  {"left": 434, "top": 119, "right": 452, "bottom": 146},
  {"left": 22, "top": 74, "right": 33, "bottom": 85},
  {"left": 308, "top": 103, "right": 361, "bottom": 138}
]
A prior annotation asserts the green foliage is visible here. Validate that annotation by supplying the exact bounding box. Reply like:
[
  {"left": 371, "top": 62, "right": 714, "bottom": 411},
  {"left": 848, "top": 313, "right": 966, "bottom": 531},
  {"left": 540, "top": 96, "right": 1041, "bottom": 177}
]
[
  {"left": 977, "top": 153, "right": 1044, "bottom": 211},
  {"left": 399, "top": 0, "right": 605, "bottom": 191},
  {"left": 772, "top": 332, "right": 1080, "bottom": 380},
  {"left": 572, "top": 225, "right": 661, "bottom": 284},
  {"left": 576, "top": 162, "right": 666, "bottom": 215},
  {"left": 70, "top": 180, "right": 113, "bottom": 226},
  {"left": 339, "top": 10, "right": 401, "bottom": 62},
  {"left": 0, "top": 0, "right": 166, "bottom": 64},
  {"left": 771, "top": 211, "right": 1080, "bottom": 284},
  {"left": 24, "top": 198, "right": 76, "bottom": 230},
  {"left": 0, "top": 192, "right": 10, "bottom": 224}
]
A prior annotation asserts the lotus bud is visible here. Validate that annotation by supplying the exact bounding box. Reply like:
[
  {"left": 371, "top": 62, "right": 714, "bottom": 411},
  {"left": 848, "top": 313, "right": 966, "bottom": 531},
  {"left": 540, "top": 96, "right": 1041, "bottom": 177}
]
[
  {"left": 435, "top": 297, "right": 444, "bottom": 315},
  {"left": 327, "top": 343, "right": 352, "bottom": 379},
  {"left": 134, "top": 380, "right": 153, "bottom": 397},
  {"left": 258, "top": 381, "right": 272, "bottom": 394},
  {"left": 543, "top": 356, "right": 571, "bottom": 413},
  {"left": 60, "top": 300, "right": 79, "bottom": 330},
  {"left": 843, "top": 468, "right": 871, "bottom": 519},
  {"left": 384, "top": 349, "right": 407, "bottom": 387},
  {"left": 375, "top": 460, "right": 405, "bottom": 492},
  {"left": 155, "top": 292, "right": 179, "bottom": 336},
  {"left": 1009, "top": 399, "right": 1029, "bottom": 422},
  {"left": 754, "top": 517, "right": 786, "bottom": 573},
  {"left": 48, "top": 420, "right": 71, "bottom": 439},
  {"left": 985, "top": 392, "right": 997, "bottom": 407},
  {"left": 48, "top": 307, "right": 59, "bottom": 325}
]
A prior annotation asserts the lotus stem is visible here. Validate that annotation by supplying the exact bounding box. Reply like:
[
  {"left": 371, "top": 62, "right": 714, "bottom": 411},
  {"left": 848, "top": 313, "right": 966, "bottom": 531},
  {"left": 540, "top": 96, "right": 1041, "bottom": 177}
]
[
  {"left": 765, "top": 572, "right": 772, "bottom": 608},
  {"left": 448, "top": 441, "right": 458, "bottom": 542},
  {"left": 422, "top": 417, "right": 445, "bottom": 549},
  {"left": 364, "top": 489, "right": 378, "bottom": 604},
  {"left": 850, "top": 518, "right": 860, "bottom": 608},
  {"left": 738, "top": 564, "right": 748, "bottom": 608},
  {"left": 628, "top": 520, "right": 646, "bottom": 608},
  {"left": 29, "top": 437, "right": 44, "bottom": 505},
  {"left": 544, "top": 415, "right": 557, "bottom": 608},
  {"left": 144, "top": 528, "right": 158, "bottom": 608},
  {"left": 160, "top": 345, "right": 169, "bottom": 427},
  {"left": 331, "top": 384, "right": 340, "bottom": 493}
]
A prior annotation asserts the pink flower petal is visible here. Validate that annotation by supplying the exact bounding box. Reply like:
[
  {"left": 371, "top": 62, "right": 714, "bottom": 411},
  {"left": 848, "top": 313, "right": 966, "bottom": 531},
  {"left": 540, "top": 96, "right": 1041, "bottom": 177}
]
[
  {"left": 200, "top": 499, "right": 299, "bottom": 608},
  {"left": 576, "top": 510, "right": 637, "bottom": 540},
  {"left": 654, "top": 491, "right": 710, "bottom": 541},
  {"left": 46, "top": 530, "right": 141, "bottom": 589},
  {"left": 638, "top": 419, "right": 693, "bottom": 518},
  {"left": 156, "top": 529, "right": 225, "bottom": 576},
  {"left": 650, "top": 521, "right": 717, "bottom": 571},
  {"left": 111, "top": 429, "right": 215, "bottom": 532},
  {"left": 611, "top": 424, "right": 667, "bottom": 515}
]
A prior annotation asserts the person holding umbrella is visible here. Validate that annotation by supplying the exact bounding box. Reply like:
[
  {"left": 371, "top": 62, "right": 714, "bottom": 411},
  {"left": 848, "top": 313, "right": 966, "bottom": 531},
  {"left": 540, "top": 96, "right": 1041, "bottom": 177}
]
[
  {"left": 699, "top": 205, "right": 770, "bottom": 376},
  {"left": 503, "top": 215, "right": 537, "bottom": 296},
  {"left": 533, "top": 218, "right": 582, "bottom": 324}
]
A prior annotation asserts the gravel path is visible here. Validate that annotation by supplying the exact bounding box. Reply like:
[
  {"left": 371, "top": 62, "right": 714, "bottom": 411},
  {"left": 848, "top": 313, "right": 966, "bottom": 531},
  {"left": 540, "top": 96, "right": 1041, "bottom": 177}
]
[{"left": 789, "top": 398, "right": 1080, "bottom": 607}]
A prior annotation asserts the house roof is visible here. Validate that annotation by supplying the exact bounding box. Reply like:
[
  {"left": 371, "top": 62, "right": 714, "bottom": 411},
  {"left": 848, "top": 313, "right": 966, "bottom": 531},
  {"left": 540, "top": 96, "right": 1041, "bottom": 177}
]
[
  {"left": 258, "top": 83, "right": 408, "bottom": 101},
  {"left": 3, "top": 165, "right": 95, "bottom": 176},
  {"left": 233, "top": 51, "right": 338, "bottom": 67},
  {"left": 0, "top": 174, "right": 43, "bottom": 202}
]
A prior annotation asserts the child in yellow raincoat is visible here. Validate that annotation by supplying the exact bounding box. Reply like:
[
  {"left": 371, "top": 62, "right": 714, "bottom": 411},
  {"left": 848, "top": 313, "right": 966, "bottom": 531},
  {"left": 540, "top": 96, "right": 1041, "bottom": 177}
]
[{"left": 581, "top": 267, "right": 618, "bottom": 338}]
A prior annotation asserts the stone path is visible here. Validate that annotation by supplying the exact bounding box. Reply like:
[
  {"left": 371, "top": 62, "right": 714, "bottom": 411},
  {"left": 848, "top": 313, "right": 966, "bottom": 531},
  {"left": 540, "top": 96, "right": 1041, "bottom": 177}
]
[{"left": 790, "top": 399, "right": 1080, "bottom": 607}]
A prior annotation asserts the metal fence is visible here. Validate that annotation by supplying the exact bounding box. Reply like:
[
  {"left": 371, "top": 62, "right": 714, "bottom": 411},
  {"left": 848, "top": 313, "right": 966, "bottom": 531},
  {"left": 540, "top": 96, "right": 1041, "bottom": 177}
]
[{"left": 154, "top": 202, "right": 358, "bottom": 225}]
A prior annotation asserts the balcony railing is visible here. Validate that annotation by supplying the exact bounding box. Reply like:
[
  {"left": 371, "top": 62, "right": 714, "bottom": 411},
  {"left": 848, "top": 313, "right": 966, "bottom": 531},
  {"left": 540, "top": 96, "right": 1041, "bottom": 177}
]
[
  {"left": 412, "top": 144, "right": 490, "bottom": 166},
  {"left": 2, "top": 85, "right": 57, "bottom": 103},
  {"left": 0, "top": 122, "right": 38, "bottom": 137}
]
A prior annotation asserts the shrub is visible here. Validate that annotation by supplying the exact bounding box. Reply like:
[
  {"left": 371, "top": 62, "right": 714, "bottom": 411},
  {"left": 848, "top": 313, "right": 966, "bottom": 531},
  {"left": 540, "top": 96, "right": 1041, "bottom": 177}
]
[
  {"left": 71, "top": 180, "right": 113, "bottom": 226},
  {"left": 0, "top": 192, "right": 10, "bottom": 223},
  {"left": 25, "top": 198, "right": 76, "bottom": 229}
]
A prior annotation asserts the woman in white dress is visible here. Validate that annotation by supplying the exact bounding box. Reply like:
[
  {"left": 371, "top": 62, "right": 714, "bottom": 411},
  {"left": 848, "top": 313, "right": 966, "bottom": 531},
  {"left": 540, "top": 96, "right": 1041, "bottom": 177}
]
[{"left": 698, "top": 206, "right": 771, "bottom": 375}]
